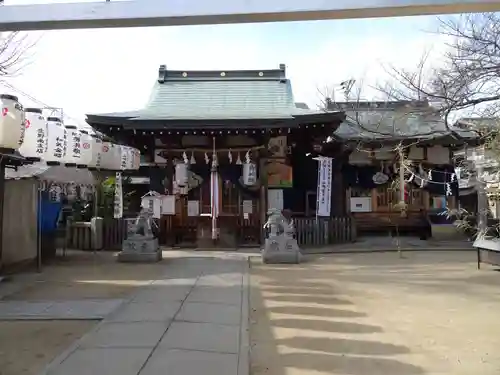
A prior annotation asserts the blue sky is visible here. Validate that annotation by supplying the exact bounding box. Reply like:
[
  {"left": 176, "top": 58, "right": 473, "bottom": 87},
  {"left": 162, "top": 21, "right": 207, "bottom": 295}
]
[{"left": 1, "top": 1, "right": 449, "bottom": 128}]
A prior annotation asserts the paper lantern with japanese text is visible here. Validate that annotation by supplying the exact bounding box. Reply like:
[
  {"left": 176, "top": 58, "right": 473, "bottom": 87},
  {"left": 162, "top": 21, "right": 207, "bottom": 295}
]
[
  {"left": 88, "top": 133, "right": 102, "bottom": 170},
  {"left": 64, "top": 125, "right": 82, "bottom": 167},
  {"left": 242, "top": 162, "right": 257, "bottom": 186},
  {"left": 129, "top": 148, "right": 140, "bottom": 170},
  {"left": 119, "top": 145, "right": 129, "bottom": 171},
  {"left": 19, "top": 108, "right": 47, "bottom": 161},
  {"left": 100, "top": 141, "right": 113, "bottom": 170},
  {"left": 79, "top": 129, "right": 93, "bottom": 168},
  {"left": 110, "top": 143, "right": 122, "bottom": 171},
  {"left": 175, "top": 162, "right": 188, "bottom": 187},
  {"left": 125, "top": 146, "right": 135, "bottom": 170},
  {"left": 0, "top": 94, "right": 25, "bottom": 151},
  {"left": 45, "top": 117, "right": 67, "bottom": 165}
]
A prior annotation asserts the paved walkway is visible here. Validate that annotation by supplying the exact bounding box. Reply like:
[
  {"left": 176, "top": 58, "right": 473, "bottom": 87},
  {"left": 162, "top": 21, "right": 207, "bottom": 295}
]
[
  {"left": 38, "top": 254, "right": 249, "bottom": 375},
  {"left": 0, "top": 299, "right": 125, "bottom": 320}
]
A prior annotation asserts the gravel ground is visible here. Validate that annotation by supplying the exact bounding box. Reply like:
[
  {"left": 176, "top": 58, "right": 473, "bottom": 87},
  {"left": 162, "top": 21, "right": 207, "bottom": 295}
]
[{"left": 249, "top": 250, "right": 500, "bottom": 375}]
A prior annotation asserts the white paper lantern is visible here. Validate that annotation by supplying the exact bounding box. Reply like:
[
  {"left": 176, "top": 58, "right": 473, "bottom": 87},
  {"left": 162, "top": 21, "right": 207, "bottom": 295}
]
[
  {"left": 131, "top": 148, "right": 140, "bottom": 170},
  {"left": 126, "top": 147, "right": 135, "bottom": 170},
  {"left": 64, "top": 125, "right": 83, "bottom": 167},
  {"left": 19, "top": 108, "right": 47, "bottom": 161},
  {"left": 119, "top": 145, "right": 129, "bottom": 171},
  {"left": 0, "top": 94, "right": 25, "bottom": 151},
  {"left": 110, "top": 143, "right": 122, "bottom": 171},
  {"left": 79, "top": 129, "right": 93, "bottom": 168},
  {"left": 89, "top": 133, "right": 102, "bottom": 170},
  {"left": 242, "top": 162, "right": 257, "bottom": 186},
  {"left": 175, "top": 162, "right": 188, "bottom": 187},
  {"left": 121, "top": 145, "right": 135, "bottom": 170},
  {"left": 45, "top": 117, "right": 66, "bottom": 165},
  {"left": 100, "top": 141, "right": 113, "bottom": 170}
]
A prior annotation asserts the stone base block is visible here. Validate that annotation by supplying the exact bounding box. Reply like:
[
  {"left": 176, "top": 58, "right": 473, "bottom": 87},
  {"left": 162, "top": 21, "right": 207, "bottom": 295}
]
[
  {"left": 261, "top": 237, "right": 302, "bottom": 264},
  {"left": 122, "top": 237, "right": 159, "bottom": 253},
  {"left": 118, "top": 237, "right": 161, "bottom": 263},
  {"left": 117, "top": 251, "right": 162, "bottom": 263}
]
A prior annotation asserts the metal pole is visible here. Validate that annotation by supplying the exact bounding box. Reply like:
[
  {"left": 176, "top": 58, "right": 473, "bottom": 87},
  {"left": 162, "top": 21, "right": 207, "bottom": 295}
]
[
  {"left": 36, "top": 179, "right": 42, "bottom": 272},
  {"left": 0, "top": 159, "right": 5, "bottom": 271}
]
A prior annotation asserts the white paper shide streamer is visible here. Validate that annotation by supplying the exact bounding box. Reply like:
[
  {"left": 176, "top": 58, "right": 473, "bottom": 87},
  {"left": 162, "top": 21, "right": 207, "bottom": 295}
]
[
  {"left": 316, "top": 157, "right": 333, "bottom": 217},
  {"left": 114, "top": 172, "right": 123, "bottom": 219}
]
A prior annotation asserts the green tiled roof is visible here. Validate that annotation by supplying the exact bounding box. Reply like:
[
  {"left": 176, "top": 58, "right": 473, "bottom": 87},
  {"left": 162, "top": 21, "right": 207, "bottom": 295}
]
[
  {"left": 141, "top": 79, "right": 295, "bottom": 120},
  {"left": 93, "top": 64, "right": 305, "bottom": 120},
  {"left": 86, "top": 64, "right": 346, "bottom": 130}
]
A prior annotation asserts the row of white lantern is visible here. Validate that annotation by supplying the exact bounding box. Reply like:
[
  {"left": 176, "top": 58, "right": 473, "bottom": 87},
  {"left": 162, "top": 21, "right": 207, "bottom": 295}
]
[
  {"left": 174, "top": 160, "right": 258, "bottom": 188},
  {"left": 0, "top": 94, "right": 140, "bottom": 171}
]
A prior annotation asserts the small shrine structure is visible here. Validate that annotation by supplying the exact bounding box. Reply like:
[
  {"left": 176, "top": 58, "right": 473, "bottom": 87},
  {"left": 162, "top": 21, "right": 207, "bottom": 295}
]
[{"left": 325, "top": 100, "right": 479, "bottom": 236}]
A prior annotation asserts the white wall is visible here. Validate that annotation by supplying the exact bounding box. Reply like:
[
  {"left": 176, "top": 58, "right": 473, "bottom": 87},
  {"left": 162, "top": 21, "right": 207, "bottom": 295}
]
[{"left": 2, "top": 179, "right": 38, "bottom": 267}]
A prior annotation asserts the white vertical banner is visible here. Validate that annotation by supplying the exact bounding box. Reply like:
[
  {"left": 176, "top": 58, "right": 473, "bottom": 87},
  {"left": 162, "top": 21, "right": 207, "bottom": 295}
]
[
  {"left": 113, "top": 172, "right": 123, "bottom": 219},
  {"left": 316, "top": 157, "right": 333, "bottom": 217}
]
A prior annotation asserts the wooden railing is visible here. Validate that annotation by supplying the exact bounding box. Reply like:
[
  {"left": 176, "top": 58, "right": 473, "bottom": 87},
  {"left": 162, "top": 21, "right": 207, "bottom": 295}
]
[
  {"left": 294, "top": 216, "right": 356, "bottom": 248},
  {"left": 66, "top": 221, "right": 92, "bottom": 250},
  {"left": 66, "top": 218, "right": 133, "bottom": 251},
  {"left": 67, "top": 215, "right": 356, "bottom": 251}
]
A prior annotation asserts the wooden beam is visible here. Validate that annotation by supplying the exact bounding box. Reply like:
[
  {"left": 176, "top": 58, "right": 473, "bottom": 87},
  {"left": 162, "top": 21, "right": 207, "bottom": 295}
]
[{"left": 0, "top": 0, "right": 498, "bottom": 32}]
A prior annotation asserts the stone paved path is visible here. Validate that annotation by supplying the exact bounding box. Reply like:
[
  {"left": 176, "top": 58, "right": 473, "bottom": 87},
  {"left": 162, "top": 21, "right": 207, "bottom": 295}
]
[
  {"left": 0, "top": 299, "right": 125, "bottom": 320},
  {"left": 38, "top": 254, "right": 249, "bottom": 375}
]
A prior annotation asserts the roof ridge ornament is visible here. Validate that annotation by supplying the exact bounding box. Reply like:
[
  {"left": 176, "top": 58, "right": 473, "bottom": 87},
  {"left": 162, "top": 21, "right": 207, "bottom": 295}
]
[
  {"left": 279, "top": 63, "right": 286, "bottom": 81},
  {"left": 158, "top": 64, "right": 167, "bottom": 83}
]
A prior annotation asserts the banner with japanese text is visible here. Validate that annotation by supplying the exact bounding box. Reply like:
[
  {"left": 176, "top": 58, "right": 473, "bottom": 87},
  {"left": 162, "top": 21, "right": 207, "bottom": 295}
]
[
  {"left": 316, "top": 157, "right": 333, "bottom": 217},
  {"left": 113, "top": 172, "right": 123, "bottom": 219}
]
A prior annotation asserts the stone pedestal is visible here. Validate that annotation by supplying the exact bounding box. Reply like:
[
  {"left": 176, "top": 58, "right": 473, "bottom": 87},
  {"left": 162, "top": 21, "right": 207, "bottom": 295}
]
[
  {"left": 117, "top": 236, "right": 162, "bottom": 263},
  {"left": 262, "top": 236, "right": 302, "bottom": 264},
  {"left": 261, "top": 209, "right": 302, "bottom": 264},
  {"left": 117, "top": 207, "right": 162, "bottom": 263}
]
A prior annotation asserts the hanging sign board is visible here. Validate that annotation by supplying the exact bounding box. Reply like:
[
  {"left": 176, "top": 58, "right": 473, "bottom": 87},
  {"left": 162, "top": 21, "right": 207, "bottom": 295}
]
[
  {"left": 152, "top": 197, "right": 161, "bottom": 219},
  {"left": 141, "top": 196, "right": 154, "bottom": 212},
  {"left": 242, "top": 200, "right": 253, "bottom": 214},
  {"left": 113, "top": 172, "right": 123, "bottom": 219},
  {"left": 316, "top": 157, "right": 333, "bottom": 217},
  {"left": 161, "top": 195, "right": 176, "bottom": 215},
  {"left": 187, "top": 200, "right": 200, "bottom": 217}
]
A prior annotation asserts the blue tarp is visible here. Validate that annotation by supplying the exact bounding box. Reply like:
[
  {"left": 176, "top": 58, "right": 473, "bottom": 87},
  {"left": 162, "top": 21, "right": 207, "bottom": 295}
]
[{"left": 38, "top": 194, "right": 62, "bottom": 234}]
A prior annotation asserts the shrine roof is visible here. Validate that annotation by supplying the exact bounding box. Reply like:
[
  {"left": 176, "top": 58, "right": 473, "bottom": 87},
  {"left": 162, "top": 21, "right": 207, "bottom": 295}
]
[
  {"left": 86, "top": 64, "right": 343, "bottom": 130},
  {"left": 328, "top": 101, "right": 479, "bottom": 145}
]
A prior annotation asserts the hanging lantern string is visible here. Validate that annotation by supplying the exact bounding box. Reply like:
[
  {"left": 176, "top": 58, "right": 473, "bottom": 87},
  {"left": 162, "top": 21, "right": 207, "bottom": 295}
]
[
  {"left": 164, "top": 145, "right": 264, "bottom": 153},
  {"left": 414, "top": 165, "right": 459, "bottom": 177},
  {"left": 354, "top": 139, "right": 424, "bottom": 155},
  {"left": 402, "top": 165, "right": 457, "bottom": 185}
]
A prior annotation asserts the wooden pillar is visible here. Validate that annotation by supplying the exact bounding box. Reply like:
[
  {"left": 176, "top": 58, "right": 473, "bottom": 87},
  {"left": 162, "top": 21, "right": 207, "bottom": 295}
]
[
  {"left": 260, "top": 134, "right": 270, "bottom": 244},
  {"left": 164, "top": 158, "right": 174, "bottom": 246},
  {"left": 331, "top": 160, "right": 345, "bottom": 216}
]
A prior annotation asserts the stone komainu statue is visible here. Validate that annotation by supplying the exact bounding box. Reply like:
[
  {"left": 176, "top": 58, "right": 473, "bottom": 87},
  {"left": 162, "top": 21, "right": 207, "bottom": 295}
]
[{"left": 262, "top": 208, "right": 302, "bottom": 264}]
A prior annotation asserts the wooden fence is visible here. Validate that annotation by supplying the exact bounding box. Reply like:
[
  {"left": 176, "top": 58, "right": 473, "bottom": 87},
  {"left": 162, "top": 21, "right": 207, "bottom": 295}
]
[
  {"left": 294, "top": 216, "right": 356, "bottom": 248},
  {"left": 67, "top": 215, "right": 357, "bottom": 251},
  {"left": 67, "top": 218, "right": 132, "bottom": 251}
]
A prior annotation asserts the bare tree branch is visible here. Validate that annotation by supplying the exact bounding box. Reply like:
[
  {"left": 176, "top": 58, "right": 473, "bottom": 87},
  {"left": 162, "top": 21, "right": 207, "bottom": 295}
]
[
  {"left": 381, "top": 13, "right": 500, "bottom": 130},
  {"left": 0, "top": 31, "right": 38, "bottom": 78}
]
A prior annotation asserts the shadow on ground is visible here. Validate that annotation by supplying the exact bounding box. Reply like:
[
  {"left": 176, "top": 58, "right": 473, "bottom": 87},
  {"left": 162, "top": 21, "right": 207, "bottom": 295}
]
[{"left": 249, "top": 256, "right": 427, "bottom": 375}]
